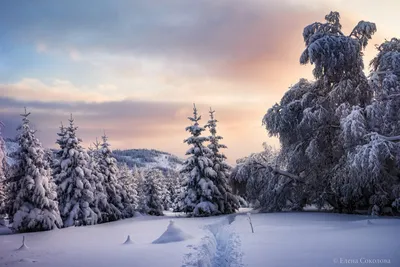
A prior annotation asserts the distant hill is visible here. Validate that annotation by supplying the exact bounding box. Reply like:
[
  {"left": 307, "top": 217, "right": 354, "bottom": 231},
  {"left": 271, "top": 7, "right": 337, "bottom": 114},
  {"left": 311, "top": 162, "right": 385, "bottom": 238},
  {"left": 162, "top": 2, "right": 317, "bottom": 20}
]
[
  {"left": 113, "top": 149, "right": 184, "bottom": 173},
  {"left": 4, "top": 139, "right": 184, "bottom": 173}
]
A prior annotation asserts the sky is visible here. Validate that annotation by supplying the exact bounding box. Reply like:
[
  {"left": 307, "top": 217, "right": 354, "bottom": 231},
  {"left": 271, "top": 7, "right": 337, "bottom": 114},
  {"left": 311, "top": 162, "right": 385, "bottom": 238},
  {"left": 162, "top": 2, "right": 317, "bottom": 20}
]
[{"left": 0, "top": 0, "right": 399, "bottom": 163}]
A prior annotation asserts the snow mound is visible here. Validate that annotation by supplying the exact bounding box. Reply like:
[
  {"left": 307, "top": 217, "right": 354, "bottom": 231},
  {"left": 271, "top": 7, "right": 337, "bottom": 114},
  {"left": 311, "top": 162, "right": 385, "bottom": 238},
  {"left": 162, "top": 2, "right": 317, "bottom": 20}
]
[
  {"left": 152, "top": 220, "right": 192, "bottom": 244},
  {"left": 123, "top": 235, "right": 133, "bottom": 245}
]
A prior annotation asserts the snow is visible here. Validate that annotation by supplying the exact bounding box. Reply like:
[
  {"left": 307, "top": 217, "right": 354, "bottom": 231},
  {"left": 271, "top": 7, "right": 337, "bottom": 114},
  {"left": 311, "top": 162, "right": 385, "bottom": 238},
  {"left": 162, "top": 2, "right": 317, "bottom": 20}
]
[
  {"left": 152, "top": 220, "right": 192, "bottom": 244},
  {"left": 5, "top": 140, "right": 18, "bottom": 166},
  {"left": 0, "top": 210, "right": 399, "bottom": 267},
  {"left": 234, "top": 212, "right": 400, "bottom": 267},
  {"left": 0, "top": 213, "right": 218, "bottom": 267}
]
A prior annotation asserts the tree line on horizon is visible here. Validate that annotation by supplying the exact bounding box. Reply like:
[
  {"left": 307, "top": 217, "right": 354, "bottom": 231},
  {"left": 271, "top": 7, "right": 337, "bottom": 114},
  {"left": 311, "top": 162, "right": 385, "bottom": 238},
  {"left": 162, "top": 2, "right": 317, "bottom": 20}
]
[{"left": 0, "top": 105, "right": 238, "bottom": 232}]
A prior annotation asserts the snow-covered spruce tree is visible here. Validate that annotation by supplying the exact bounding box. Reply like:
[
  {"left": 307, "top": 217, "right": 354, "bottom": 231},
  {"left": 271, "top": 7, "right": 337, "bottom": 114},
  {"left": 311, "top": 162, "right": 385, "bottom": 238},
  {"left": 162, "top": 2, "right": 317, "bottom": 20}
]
[
  {"left": 141, "top": 168, "right": 164, "bottom": 216},
  {"left": 172, "top": 172, "right": 186, "bottom": 212},
  {"left": 135, "top": 167, "right": 148, "bottom": 213},
  {"left": 51, "top": 122, "right": 67, "bottom": 182},
  {"left": 86, "top": 139, "right": 112, "bottom": 223},
  {"left": 118, "top": 163, "right": 138, "bottom": 215},
  {"left": 179, "top": 104, "right": 222, "bottom": 216},
  {"left": 0, "top": 122, "right": 6, "bottom": 214},
  {"left": 205, "top": 108, "right": 239, "bottom": 214},
  {"left": 164, "top": 169, "right": 182, "bottom": 211},
  {"left": 159, "top": 174, "right": 171, "bottom": 211},
  {"left": 261, "top": 12, "right": 377, "bottom": 212},
  {"left": 55, "top": 115, "right": 98, "bottom": 227},
  {"left": 98, "top": 134, "right": 126, "bottom": 220},
  {"left": 5, "top": 109, "right": 62, "bottom": 232}
]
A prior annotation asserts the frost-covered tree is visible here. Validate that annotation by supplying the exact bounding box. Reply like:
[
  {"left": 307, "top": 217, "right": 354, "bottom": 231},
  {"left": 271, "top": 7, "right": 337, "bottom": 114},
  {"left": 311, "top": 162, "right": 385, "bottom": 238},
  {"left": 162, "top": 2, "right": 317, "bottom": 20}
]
[
  {"left": 118, "top": 163, "right": 138, "bottom": 215},
  {"left": 52, "top": 122, "right": 67, "bottom": 182},
  {"left": 141, "top": 169, "right": 164, "bottom": 216},
  {"left": 55, "top": 115, "right": 98, "bottom": 227},
  {"left": 179, "top": 104, "right": 222, "bottom": 216},
  {"left": 5, "top": 109, "right": 62, "bottom": 232},
  {"left": 164, "top": 169, "right": 182, "bottom": 211},
  {"left": 337, "top": 38, "right": 400, "bottom": 214},
  {"left": 86, "top": 139, "right": 113, "bottom": 223},
  {"left": 159, "top": 175, "right": 171, "bottom": 211},
  {"left": 205, "top": 108, "right": 239, "bottom": 214},
  {"left": 98, "top": 134, "right": 125, "bottom": 220},
  {"left": 0, "top": 122, "right": 6, "bottom": 214},
  {"left": 261, "top": 12, "right": 377, "bottom": 212},
  {"left": 132, "top": 168, "right": 146, "bottom": 212}
]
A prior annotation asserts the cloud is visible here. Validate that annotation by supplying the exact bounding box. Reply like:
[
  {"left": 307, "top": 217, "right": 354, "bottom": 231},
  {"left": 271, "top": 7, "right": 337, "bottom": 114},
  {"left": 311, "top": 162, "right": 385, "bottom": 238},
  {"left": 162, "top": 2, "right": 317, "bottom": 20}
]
[
  {"left": 0, "top": 96, "right": 272, "bottom": 162},
  {"left": 0, "top": 0, "right": 323, "bottom": 80},
  {"left": 0, "top": 78, "right": 123, "bottom": 102}
]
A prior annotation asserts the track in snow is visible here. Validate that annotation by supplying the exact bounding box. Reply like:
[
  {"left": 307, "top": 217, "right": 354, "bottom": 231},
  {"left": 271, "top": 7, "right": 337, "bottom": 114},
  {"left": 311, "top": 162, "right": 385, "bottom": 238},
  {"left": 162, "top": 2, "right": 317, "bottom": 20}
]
[{"left": 182, "top": 214, "right": 244, "bottom": 267}]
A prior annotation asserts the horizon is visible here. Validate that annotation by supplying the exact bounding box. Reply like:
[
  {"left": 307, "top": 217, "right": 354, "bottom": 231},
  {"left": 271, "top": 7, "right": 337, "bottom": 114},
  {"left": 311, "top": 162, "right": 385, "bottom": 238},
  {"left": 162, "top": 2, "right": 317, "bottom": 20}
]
[{"left": 1, "top": 0, "right": 400, "bottom": 164}]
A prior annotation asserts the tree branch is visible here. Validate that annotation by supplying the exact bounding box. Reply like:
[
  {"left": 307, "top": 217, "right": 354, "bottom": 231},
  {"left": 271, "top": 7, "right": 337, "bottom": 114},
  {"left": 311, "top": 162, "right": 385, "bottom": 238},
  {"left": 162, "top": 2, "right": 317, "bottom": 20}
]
[
  {"left": 366, "top": 132, "right": 400, "bottom": 142},
  {"left": 251, "top": 160, "right": 303, "bottom": 182},
  {"left": 381, "top": 135, "right": 400, "bottom": 142}
]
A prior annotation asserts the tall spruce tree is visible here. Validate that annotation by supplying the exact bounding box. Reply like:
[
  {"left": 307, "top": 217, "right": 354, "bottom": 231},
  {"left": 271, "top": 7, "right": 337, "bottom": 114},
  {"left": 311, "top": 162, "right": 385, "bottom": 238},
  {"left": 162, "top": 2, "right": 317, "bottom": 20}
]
[
  {"left": 87, "top": 139, "right": 111, "bottom": 223},
  {"left": 98, "top": 134, "right": 124, "bottom": 221},
  {"left": 179, "top": 104, "right": 221, "bottom": 216},
  {"left": 205, "top": 108, "right": 239, "bottom": 214},
  {"left": 55, "top": 115, "right": 98, "bottom": 227},
  {"left": 5, "top": 109, "right": 62, "bottom": 232},
  {"left": 52, "top": 122, "right": 67, "bottom": 181}
]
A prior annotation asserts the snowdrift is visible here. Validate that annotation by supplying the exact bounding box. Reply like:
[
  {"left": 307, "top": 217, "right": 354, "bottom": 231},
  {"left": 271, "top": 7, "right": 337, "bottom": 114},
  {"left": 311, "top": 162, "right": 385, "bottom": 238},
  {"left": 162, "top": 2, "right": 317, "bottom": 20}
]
[{"left": 152, "top": 220, "right": 192, "bottom": 244}]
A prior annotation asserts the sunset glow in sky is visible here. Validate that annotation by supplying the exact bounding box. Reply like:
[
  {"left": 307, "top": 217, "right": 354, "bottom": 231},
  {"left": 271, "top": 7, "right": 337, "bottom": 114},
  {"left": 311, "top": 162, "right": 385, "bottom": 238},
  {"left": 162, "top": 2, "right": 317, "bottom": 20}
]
[{"left": 1, "top": 0, "right": 399, "bottom": 163}]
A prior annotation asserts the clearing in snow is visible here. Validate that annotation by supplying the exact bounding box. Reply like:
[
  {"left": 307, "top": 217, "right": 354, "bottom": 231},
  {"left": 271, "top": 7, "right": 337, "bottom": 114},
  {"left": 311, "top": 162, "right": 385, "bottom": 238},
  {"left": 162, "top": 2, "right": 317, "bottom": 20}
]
[{"left": 0, "top": 210, "right": 399, "bottom": 267}]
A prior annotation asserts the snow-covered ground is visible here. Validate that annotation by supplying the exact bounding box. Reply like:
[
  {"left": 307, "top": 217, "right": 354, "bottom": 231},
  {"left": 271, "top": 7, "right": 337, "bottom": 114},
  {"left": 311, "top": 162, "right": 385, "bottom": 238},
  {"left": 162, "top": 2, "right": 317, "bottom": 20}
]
[
  {"left": 234, "top": 212, "right": 400, "bottom": 267},
  {"left": 0, "top": 210, "right": 399, "bottom": 267}
]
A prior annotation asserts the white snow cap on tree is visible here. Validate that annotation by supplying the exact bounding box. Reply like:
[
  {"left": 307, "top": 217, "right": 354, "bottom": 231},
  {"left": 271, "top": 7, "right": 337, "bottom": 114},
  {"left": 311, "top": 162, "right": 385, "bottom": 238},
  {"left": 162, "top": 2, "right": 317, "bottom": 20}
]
[
  {"left": 6, "top": 108, "right": 62, "bottom": 232},
  {"left": 55, "top": 114, "right": 98, "bottom": 227},
  {"left": 179, "top": 104, "right": 223, "bottom": 217}
]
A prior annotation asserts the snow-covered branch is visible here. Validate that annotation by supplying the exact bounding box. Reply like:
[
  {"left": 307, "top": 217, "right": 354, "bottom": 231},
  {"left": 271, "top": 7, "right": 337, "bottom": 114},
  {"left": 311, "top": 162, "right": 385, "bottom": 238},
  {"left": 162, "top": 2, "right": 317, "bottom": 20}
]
[
  {"left": 252, "top": 160, "right": 302, "bottom": 183},
  {"left": 365, "top": 132, "right": 400, "bottom": 142}
]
